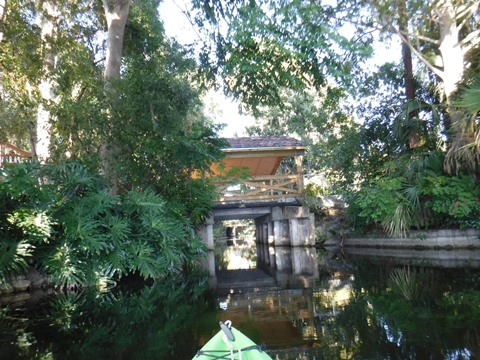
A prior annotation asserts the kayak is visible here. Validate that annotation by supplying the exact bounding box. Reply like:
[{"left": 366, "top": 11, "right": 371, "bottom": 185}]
[{"left": 193, "top": 320, "right": 273, "bottom": 360}]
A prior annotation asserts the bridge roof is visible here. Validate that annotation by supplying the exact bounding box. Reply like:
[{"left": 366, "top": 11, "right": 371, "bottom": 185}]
[
  {"left": 213, "top": 136, "right": 305, "bottom": 177},
  {"left": 1, "top": 143, "right": 32, "bottom": 168},
  {"left": 224, "top": 136, "right": 305, "bottom": 150}
]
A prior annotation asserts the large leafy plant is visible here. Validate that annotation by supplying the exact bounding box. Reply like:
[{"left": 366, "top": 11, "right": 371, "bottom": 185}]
[
  {"left": 0, "top": 160, "right": 207, "bottom": 288},
  {"left": 350, "top": 171, "right": 480, "bottom": 236},
  {"left": 422, "top": 175, "right": 480, "bottom": 228}
]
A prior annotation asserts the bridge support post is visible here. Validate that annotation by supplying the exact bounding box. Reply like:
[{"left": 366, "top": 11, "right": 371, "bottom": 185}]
[
  {"left": 272, "top": 211, "right": 290, "bottom": 246},
  {"left": 196, "top": 216, "right": 214, "bottom": 251},
  {"left": 255, "top": 206, "right": 315, "bottom": 247}
]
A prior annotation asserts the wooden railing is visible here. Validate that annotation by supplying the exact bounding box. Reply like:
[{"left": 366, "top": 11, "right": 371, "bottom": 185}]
[
  {"left": 0, "top": 143, "right": 32, "bottom": 168},
  {"left": 214, "top": 174, "right": 303, "bottom": 203}
]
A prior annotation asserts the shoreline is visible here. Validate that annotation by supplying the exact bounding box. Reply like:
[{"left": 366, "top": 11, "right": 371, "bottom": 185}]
[{"left": 325, "top": 229, "right": 480, "bottom": 249}]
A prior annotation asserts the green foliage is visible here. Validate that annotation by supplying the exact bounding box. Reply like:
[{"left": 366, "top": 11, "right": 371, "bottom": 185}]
[
  {"left": 0, "top": 240, "right": 33, "bottom": 284},
  {"left": 446, "top": 76, "right": 480, "bottom": 176},
  {"left": 351, "top": 168, "right": 480, "bottom": 235},
  {"left": 352, "top": 177, "right": 412, "bottom": 234},
  {"left": 0, "top": 0, "right": 228, "bottom": 287},
  {"left": 303, "top": 182, "right": 325, "bottom": 213},
  {"left": 0, "top": 161, "right": 207, "bottom": 287},
  {"left": 101, "top": 13, "right": 228, "bottom": 221},
  {"left": 422, "top": 175, "right": 480, "bottom": 226},
  {"left": 194, "top": 0, "right": 373, "bottom": 113},
  {"left": 305, "top": 183, "right": 325, "bottom": 198},
  {"left": 438, "top": 290, "right": 480, "bottom": 329}
]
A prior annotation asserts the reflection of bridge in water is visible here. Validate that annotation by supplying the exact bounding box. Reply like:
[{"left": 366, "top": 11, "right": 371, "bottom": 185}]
[
  {"left": 209, "top": 245, "right": 480, "bottom": 356},
  {"left": 210, "top": 244, "right": 320, "bottom": 293},
  {"left": 209, "top": 242, "right": 355, "bottom": 353}
]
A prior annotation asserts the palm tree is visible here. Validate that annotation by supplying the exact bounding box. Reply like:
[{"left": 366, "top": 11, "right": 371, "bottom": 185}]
[{"left": 445, "top": 77, "right": 480, "bottom": 177}]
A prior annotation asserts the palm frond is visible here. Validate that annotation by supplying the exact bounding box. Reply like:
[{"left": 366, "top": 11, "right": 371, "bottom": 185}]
[
  {"left": 382, "top": 202, "right": 414, "bottom": 238},
  {"left": 455, "top": 77, "right": 480, "bottom": 114},
  {"left": 445, "top": 78, "right": 480, "bottom": 174},
  {"left": 388, "top": 266, "right": 420, "bottom": 301}
]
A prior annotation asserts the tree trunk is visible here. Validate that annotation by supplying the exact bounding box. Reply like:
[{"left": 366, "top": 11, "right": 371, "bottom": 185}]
[
  {"left": 437, "top": 1, "right": 466, "bottom": 141},
  {"left": 435, "top": 1, "right": 480, "bottom": 174},
  {"left": 35, "top": 1, "right": 59, "bottom": 161},
  {"left": 101, "top": 0, "right": 130, "bottom": 194},
  {"left": 103, "top": 0, "right": 130, "bottom": 80},
  {"left": 398, "top": 0, "right": 419, "bottom": 149},
  {"left": 437, "top": 2, "right": 464, "bottom": 105},
  {"left": 0, "top": 0, "right": 6, "bottom": 44}
]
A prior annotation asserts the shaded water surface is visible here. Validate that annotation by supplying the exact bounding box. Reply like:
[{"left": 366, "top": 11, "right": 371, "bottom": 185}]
[{"left": 1, "top": 243, "right": 480, "bottom": 359}]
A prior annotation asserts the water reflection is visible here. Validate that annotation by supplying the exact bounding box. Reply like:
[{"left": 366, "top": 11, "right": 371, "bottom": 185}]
[
  {"left": 2, "top": 243, "right": 480, "bottom": 359},
  {"left": 209, "top": 242, "right": 480, "bottom": 359},
  {"left": 0, "top": 275, "right": 215, "bottom": 360}
]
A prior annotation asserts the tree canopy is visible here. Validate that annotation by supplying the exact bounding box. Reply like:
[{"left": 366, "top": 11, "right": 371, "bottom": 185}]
[
  {"left": 0, "top": 0, "right": 226, "bottom": 286},
  {"left": 189, "top": 0, "right": 479, "bottom": 235}
]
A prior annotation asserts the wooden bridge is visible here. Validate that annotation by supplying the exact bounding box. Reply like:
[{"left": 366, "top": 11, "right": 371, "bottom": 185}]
[
  {"left": 208, "top": 137, "right": 306, "bottom": 206},
  {"left": 196, "top": 137, "right": 315, "bottom": 265}
]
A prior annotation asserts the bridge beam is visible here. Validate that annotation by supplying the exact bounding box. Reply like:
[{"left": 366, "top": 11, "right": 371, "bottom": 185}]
[{"left": 197, "top": 205, "right": 314, "bottom": 254}]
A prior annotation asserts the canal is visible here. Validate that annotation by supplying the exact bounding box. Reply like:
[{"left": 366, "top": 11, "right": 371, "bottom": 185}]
[{"left": 1, "top": 241, "right": 480, "bottom": 359}]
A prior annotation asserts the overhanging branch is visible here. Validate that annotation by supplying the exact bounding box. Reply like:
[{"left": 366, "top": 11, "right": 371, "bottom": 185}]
[
  {"left": 390, "top": 24, "right": 444, "bottom": 79},
  {"left": 415, "top": 34, "right": 440, "bottom": 45}
]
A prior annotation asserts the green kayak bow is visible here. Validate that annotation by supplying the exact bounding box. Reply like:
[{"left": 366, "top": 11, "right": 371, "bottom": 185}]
[{"left": 193, "top": 320, "right": 273, "bottom": 360}]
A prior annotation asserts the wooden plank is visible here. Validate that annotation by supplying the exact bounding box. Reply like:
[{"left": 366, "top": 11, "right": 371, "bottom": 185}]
[
  {"left": 213, "top": 172, "right": 303, "bottom": 203},
  {"left": 213, "top": 174, "right": 298, "bottom": 184},
  {"left": 240, "top": 181, "right": 298, "bottom": 195},
  {"left": 217, "top": 193, "right": 302, "bottom": 202},
  {"left": 215, "top": 182, "right": 298, "bottom": 195}
]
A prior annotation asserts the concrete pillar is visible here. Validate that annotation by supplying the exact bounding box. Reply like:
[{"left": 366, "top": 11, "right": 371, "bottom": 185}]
[
  {"left": 200, "top": 250, "right": 216, "bottom": 277},
  {"left": 267, "top": 221, "right": 274, "bottom": 245},
  {"left": 257, "top": 243, "right": 270, "bottom": 266},
  {"left": 254, "top": 219, "right": 261, "bottom": 243},
  {"left": 289, "top": 217, "right": 315, "bottom": 246},
  {"left": 272, "top": 207, "right": 289, "bottom": 246},
  {"left": 273, "top": 220, "right": 290, "bottom": 246},
  {"left": 268, "top": 245, "right": 276, "bottom": 270},
  {"left": 291, "top": 247, "right": 318, "bottom": 277},
  {"left": 272, "top": 205, "right": 315, "bottom": 246},
  {"left": 255, "top": 218, "right": 267, "bottom": 244},
  {"left": 196, "top": 216, "right": 214, "bottom": 250}
]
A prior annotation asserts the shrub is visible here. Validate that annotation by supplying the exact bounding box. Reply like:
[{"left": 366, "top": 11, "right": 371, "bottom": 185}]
[
  {"left": 422, "top": 175, "right": 480, "bottom": 228},
  {"left": 0, "top": 160, "right": 206, "bottom": 288}
]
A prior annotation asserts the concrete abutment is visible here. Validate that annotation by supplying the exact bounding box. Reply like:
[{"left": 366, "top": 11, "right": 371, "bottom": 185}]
[{"left": 196, "top": 205, "right": 315, "bottom": 249}]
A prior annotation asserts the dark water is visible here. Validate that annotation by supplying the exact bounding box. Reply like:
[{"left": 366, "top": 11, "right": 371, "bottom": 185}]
[{"left": 1, "top": 242, "right": 480, "bottom": 359}]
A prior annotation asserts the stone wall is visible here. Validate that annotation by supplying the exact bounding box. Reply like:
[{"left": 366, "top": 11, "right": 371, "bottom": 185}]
[
  {"left": 340, "top": 229, "right": 480, "bottom": 249},
  {"left": 0, "top": 267, "right": 55, "bottom": 304}
]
